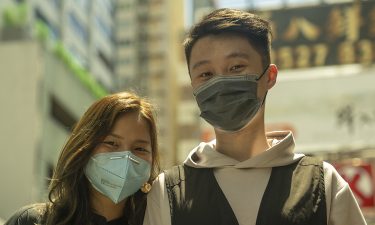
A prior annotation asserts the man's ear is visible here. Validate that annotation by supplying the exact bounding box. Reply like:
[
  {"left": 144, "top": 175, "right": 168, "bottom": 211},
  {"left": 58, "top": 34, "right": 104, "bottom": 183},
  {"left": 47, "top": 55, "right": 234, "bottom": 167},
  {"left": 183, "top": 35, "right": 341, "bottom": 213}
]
[{"left": 267, "top": 64, "right": 278, "bottom": 89}]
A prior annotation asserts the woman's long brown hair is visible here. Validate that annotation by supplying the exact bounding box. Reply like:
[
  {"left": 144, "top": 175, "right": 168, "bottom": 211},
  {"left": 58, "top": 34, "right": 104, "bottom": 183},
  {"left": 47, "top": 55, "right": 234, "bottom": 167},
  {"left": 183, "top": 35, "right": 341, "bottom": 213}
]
[{"left": 43, "top": 92, "right": 160, "bottom": 225}]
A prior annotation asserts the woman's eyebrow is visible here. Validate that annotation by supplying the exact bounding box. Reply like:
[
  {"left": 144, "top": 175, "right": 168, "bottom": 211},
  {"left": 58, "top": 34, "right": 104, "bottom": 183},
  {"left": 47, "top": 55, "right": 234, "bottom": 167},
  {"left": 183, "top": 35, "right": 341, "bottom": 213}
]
[
  {"left": 134, "top": 139, "right": 151, "bottom": 144},
  {"left": 107, "top": 133, "right": 123, "bottom": 139},
  {"left": 107, "top": 134, "right": 150, "bottom": 144}
]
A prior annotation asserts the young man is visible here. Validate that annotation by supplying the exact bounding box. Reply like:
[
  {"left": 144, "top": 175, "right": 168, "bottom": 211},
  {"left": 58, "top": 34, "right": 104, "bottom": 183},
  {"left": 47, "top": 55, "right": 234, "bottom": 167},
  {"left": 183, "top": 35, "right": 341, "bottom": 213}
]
[{"left": 143, "top": 8, "right": 367, "bottom": 225}]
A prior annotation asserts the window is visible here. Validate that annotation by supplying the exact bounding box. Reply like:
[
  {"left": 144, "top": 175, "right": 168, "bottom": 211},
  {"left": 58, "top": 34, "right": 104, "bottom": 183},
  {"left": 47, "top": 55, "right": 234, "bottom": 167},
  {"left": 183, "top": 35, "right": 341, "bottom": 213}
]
[
  {"left": 50, "top": 96, "right": 77, "bottom": 132},
  {"left": 51, "top": 0, "right": 62, "bottom": 9},
  {"left": 117, "top": 38, "right": 131, "bottom": 46},
  {"left": 77, "top": 0, "right": 90, "bottom": 11},
  {"left": 34, "top": 8, "right": 60, "bottom": 39},
  {"left": 118, "top": 57, "right": 132, "bottom": 65},
  {"left": 68, "top": 11, "right": 88, "bottom": 42},
  {"left": 67, "top": 46, "right": 87, "bottom": 68},
  {"left": 96, "top": 0, "right": 114, "bottom": 15},
  {"left": 95, "top": 16, "right": 113, "bottom": 42},
  {"left": 98, "top": 50, "right": 114, "bottom": 73}
]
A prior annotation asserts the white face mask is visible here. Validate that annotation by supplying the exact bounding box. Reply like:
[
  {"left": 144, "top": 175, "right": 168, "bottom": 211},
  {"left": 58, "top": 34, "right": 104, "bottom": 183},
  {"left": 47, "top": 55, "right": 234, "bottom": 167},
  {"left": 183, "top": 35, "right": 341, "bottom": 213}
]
[{"left": 84, "top": 151, "right": 151, "bottom": 204}]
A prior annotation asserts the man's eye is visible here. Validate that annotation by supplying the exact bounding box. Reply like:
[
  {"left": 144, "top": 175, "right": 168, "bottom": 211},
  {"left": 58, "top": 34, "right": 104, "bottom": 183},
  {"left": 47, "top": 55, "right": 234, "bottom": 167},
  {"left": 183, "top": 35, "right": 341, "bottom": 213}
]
[
  {"left": 199, "top": 72, "right": 213, "bottom": 79},
  {"left": 230, "top": 65, "right": 245, "bottom": 72}
]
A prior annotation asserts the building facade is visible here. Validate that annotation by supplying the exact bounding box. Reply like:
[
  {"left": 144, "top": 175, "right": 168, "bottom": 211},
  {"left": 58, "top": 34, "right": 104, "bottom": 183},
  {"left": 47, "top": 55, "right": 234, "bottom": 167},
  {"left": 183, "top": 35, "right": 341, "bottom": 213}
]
[
  {"left": 32, "top": 0, "right": 116, "bottom": 91},
  {"left": 0, "top": 0, "right": 112, "bottom": 220},
  {"left": 0, "top": 39, "right": 98, "bottom": 220}
]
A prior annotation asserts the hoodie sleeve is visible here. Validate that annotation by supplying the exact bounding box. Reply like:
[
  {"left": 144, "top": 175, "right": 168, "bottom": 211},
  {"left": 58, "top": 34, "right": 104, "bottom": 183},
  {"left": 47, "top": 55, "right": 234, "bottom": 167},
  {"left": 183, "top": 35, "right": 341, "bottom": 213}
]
[
  {"left": 143, "top": 173, "right": 172, "bottom": 225},
  {"left": 323, "top": 162, "right": 368, "bottom": 225}
]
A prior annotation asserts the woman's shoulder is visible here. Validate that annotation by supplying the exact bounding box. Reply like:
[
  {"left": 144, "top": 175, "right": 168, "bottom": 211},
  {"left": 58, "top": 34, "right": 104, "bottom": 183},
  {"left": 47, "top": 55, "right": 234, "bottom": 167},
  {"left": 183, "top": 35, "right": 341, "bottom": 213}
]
[{"left": 4, "top": 203, "right": 47, "bottom": 225}]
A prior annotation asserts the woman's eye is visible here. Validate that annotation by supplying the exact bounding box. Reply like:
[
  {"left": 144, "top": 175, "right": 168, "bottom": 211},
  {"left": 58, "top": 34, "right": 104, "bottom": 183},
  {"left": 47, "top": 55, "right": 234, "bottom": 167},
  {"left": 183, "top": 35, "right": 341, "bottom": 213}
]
[
  {"left": 133, "top": 147, "right": 150, "bottom": 153},
  {"left": 102, "top": 141, "right": 118, "bottom": 147}
]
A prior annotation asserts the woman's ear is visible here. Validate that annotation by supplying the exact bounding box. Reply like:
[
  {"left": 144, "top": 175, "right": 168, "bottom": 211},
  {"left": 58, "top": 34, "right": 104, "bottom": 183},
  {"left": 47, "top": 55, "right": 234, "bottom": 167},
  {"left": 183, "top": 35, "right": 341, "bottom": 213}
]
[{"left": 267, "top": 64, "right": 278, "bottom": 89}]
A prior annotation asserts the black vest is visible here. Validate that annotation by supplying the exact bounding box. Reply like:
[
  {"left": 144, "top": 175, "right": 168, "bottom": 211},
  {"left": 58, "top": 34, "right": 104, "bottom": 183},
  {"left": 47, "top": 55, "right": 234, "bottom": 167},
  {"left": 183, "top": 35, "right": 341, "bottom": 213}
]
[{"left": 165, "top": 156, "right": 327, "bottom": 225}]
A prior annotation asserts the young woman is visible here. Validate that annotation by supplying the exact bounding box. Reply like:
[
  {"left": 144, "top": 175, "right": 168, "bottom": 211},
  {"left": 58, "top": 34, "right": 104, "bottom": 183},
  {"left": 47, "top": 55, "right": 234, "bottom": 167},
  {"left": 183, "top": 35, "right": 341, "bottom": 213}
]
[{"left": 5, "top": 92, "right": 160, "bottom": 225}]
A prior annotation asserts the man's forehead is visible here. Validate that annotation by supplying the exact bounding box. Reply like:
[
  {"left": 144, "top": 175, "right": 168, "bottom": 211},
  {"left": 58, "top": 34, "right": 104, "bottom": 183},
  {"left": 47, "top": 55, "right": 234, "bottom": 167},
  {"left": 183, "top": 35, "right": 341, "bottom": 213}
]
[{"left": 189, "top": 37, "right": 256, "bottom": 67}]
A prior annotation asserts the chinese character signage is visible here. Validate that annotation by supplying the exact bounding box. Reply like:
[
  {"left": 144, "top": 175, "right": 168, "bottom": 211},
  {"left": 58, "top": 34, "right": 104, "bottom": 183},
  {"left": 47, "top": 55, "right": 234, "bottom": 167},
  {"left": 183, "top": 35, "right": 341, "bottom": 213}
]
[{"left": 255, "top": 1, "right": 375, "bottom": 69}]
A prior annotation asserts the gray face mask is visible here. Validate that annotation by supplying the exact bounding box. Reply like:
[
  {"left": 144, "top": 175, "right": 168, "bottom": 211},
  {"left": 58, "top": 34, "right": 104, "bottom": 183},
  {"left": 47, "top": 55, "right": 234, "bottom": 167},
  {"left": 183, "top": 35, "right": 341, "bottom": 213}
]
[{"left": 193, "top": 67, "right": 268, "bottom": 132}]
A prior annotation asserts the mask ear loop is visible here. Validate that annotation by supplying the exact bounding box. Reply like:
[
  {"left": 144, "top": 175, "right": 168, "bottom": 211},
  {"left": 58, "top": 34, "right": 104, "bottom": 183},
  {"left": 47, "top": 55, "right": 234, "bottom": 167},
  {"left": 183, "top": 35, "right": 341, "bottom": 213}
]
[
  {"left": 260, "top": 91, "right": 268, "bottom": 106},
  {"left": 256, "top": 65, "right": 270, "bottom": 107},
  {"left": 255, "top": 65, "right": 270, "bottom": 81}
]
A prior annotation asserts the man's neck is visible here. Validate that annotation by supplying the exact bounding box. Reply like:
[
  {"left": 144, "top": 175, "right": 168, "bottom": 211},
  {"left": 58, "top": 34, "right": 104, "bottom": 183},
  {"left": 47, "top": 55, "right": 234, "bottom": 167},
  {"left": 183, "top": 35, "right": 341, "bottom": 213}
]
[{"left": 214, "top": 124, "right": 270, "bottom": 162}]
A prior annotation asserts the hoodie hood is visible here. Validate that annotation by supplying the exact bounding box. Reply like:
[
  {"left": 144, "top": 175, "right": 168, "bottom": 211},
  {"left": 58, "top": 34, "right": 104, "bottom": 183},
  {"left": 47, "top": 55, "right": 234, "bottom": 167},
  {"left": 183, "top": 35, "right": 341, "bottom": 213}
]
[{"left": 184, "top": 131, "right": 304, "bottom": 169}]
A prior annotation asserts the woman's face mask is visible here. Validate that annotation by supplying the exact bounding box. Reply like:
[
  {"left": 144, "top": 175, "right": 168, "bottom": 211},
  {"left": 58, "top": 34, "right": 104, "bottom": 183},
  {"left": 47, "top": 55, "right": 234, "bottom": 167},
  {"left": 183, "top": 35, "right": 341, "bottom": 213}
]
[
  {"left": 193, "top": 66, "right": 269, "bottom": 132},
  {"left": 84, "top": 151, "right": 151, "bottom": 204}
]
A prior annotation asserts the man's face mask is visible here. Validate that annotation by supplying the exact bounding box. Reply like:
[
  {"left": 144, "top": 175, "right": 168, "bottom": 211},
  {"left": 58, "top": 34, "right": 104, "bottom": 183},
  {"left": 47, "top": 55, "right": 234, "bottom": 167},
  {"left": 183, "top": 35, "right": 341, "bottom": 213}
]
[
  {"left": 193, "top": 66, "right": 269, "bottom": 132},
  {"left": 84, "top": 151, "right": 151, "bottom": 204}
]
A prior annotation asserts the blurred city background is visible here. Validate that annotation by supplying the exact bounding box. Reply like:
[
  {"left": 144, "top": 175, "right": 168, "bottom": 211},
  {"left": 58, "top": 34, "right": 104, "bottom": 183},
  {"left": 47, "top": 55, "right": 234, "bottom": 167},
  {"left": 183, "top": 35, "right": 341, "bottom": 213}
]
[{"left": 0, "top": 0, "right": 374, "bottom": 223}]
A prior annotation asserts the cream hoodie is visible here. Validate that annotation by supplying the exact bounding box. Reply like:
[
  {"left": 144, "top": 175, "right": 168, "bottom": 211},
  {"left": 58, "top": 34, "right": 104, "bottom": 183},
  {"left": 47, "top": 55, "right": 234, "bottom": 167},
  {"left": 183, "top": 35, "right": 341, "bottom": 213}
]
[{"left": 143, "top": 131, "right": 367, "bottom": 225}]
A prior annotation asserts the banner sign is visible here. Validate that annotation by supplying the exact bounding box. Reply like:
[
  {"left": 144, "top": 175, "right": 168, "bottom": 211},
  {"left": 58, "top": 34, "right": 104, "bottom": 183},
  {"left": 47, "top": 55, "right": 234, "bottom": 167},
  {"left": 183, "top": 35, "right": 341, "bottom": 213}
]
[
  {"left": 335, "top": 162, "right": 375, "bottom": 208},
  {"left": 256, "top": 1, "right": 375, "bottom": 69}
]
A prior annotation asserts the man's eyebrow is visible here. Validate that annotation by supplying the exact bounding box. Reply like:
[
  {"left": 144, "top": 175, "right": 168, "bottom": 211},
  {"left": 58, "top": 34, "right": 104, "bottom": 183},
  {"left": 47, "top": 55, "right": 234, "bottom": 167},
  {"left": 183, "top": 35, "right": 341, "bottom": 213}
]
[
  {"left": 226, "top": 52, "right": 250, "bottom": 59},
  {"left": 191, "top": 60, "right": 210, "bottom": 71},
  {"left": 192, "top": 52, "right": 249, "bottom": 70}
]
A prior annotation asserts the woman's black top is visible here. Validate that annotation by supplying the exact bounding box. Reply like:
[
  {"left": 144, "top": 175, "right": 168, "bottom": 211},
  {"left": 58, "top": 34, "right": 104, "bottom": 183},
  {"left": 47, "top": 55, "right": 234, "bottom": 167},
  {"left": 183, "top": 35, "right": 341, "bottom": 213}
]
[{"left": 4, "top": 203, "right": 129, "bottom": 225}]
